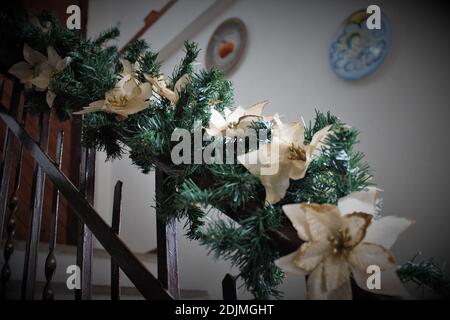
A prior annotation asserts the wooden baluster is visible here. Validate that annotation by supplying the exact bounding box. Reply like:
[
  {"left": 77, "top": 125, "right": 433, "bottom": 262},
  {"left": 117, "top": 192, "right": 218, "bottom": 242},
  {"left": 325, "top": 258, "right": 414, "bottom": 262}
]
[
  {"left": 155, "top": 168, "right": 179, "bottom": 299},
  {"left": 21, "top": 111, "right": 50, "bottom": 300},
  {"left": 0, "top": 76, "right": 4, "bottom": 183},
  {"left": 0, "top": 80, "right": 21, "bottom": 242},
  {"left": 222, "top": 274, "right": 238, "bottom": 300},
  {"left": 75, "top": 146, "right": 95, "bottom": 300},
  {"left": 0, "top": 111, "right": 26, "bottom": 299},
  {"left": 110, "top": 180, "right": 122, "bottom": 300},
  {"left": 42, "top": 130, "right": 64, "bottom": 300}
]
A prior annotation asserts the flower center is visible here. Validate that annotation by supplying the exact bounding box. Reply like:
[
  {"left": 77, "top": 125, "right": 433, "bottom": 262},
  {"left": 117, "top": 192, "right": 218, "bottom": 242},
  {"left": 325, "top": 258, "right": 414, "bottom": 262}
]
[
  {"left": 107, "top": 95, "right": 128, "bottom": 109},
  {"left": 228, "top": 122, "right": 238, "bottom": 129},
  {"left": 288, "top": 143, "right": 306, "bottom": 161},
  {"left": 328, "top": 228, "right": 353, "bottom": 258}
]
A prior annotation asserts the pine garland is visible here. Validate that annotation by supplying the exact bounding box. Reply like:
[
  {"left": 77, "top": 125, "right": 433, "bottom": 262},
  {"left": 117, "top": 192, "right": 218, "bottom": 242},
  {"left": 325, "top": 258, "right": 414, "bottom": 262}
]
[
  {"left": 398, "top": 257, "right": 450, "bottom": 298},
  {"left": 2, "top": 3, "right": 448, "bottom": 299}
]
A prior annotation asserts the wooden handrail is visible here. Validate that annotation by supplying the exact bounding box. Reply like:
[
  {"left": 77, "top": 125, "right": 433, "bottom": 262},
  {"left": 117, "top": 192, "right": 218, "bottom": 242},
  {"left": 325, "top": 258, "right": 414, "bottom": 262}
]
[
  {"left": 0, "top": 103, "right": 172, "bottom": 300},
  {"left": 120, "top": 0, "right": 177, "bottom": 53}
]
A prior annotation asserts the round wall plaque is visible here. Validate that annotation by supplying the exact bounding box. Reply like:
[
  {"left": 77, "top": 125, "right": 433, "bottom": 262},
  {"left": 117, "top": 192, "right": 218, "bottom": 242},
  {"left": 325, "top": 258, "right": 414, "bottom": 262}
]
[
  {"left": 329, "top": 9, "right": 391, "bottom": 80},
  {"left": 205, "top": 18, "right": 248, "bottom": 75}
]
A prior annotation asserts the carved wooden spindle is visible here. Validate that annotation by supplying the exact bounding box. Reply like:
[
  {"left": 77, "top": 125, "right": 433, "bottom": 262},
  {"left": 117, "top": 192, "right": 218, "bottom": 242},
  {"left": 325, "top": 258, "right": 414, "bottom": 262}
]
[
  {"left": 0, "top": 79, "right": 21, "bottom": 242},
  {"left": 0, "top": 113, "right": 26, "bottom": 299},
  {"left": 111, "top": 180, "right": 123, "bottom": 300},
  {"left": 222, "top": 274, "right": 238, "bottom": 300},
  {"left": 21, "top": 111, "right": 50, "bottom": 300},
  {"left": 43, "top": 130, "right": 64, "bottom": 300},
  {"left": 155, "top": 168, "right": 179, "bottom": 299}
]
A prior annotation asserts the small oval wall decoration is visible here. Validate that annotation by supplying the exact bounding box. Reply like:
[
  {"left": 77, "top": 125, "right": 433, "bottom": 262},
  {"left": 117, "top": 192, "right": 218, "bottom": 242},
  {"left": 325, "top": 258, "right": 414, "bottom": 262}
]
[
  {"left": 205, "top": 18, "right": 248, "bottom": 76},
  {"left": 329, "top": 9, "right": 391, "bottom": 80}
]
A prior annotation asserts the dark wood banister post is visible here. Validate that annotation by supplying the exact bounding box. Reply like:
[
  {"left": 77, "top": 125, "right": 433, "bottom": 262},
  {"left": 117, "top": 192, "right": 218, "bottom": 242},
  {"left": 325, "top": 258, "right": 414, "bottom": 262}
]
[
  {"left": 222, "top": 274, "right": 238, "bottom": 300},
  {"left": 0, "top": 79, "right": 21, "bottom": 242},
  {"left": 21, "top": 111, "right": 50, "bottom": 300},
  {"left": 155, "top": 167, "right": 179, "bottom": 299},
  {"left": 110, "top": 180, "right": 123, "bottom": 300},
  {"left": 75, "top": 146, "right": 95, "bottom": 300}
]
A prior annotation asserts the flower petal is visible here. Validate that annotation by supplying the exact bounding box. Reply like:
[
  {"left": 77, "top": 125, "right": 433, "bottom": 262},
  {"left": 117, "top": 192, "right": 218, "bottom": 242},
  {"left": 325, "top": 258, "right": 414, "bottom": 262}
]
[
  {"left": 47, "top": 46, "right": 62, "bottom": 69},
  {"left": 275, "top": 249, "right": 306, "bottom": 276},
  {"left": 120, "top": 98, "right": 148, "bottom": 116},
  {"left": 8, "top": 62, "right": 33, "bottom": 82},
  {"left": 273, "top": 121, "right": 305, "bottom": 146},
  {"left": 306, "top": 262, "right": 327, "bottom": 300},
  {"left": 23, "top": 44, "right": 46, "bottom": 66},
  {"left": 46, "top": 90, "right": 56, "bottom": 108},
  {"left": 238, "top": 143, "right": 291, "bottom": 203},
  {"left": 227, "top": 106, "right": 246, "bottom": 124},
  {"left": 348, "top": 242, "right": 396, "bottom": 272},
  {"left": 282, "top": 204, "right": 311, "bottom": 241},
  {"left": 207, "top": 108, "right": 228, "bottom": 134},
  {"left": 322, "top": 254, "right": 350, "bottom": 292},
  {"left": 120, "top": 58, "right": 133, "bottom": 75},
  {"left": 30, "top": 74, "right": 50, "bottom": 90},
  {"left": 304, "top": 204, "right": 343, "bottom": 242},
  {"left": 173, "top": 74, "right": 190, "bottom": 97},
  {"left": 351, "top": 268, "right": 410, "bottom": 298},
  {"left": 338, "top": 186, "right": 381, "bottom": 216},
  {"left": 293, "top": 241, "right": 331, "bottom": 272},
  {"left": 327, "top": 279, "right": 352, "bottom": 300},
  {"left": 343, "top": 212, "right": 372, "bottom": 247},
  {"left": 238, "top": 143, "right": 285, "bottom": 175},
  {"left": 364, "top": 216, "right": 413, "bottom": 249},
  {"left": 288, "top": 159, "right": 308, "bottom": 180},
  {"left": 122, "top": 77, "right": 141, "bottom": 98},
  {"left": 259, "top": 163, "right": 291, "bottom": 203},
  {"left": 73, "top": 100, "right": 105, "bottom": 114},
  {"left": 306, "top": 261, "right": 353, "bottom": 300},
  {"left": 56, "top": 57, "right": 71, "bottom": 72},
  {"left": 307, "top": 125, "right": 332, "bottom": 158},
  {"left": 244, "top": 100, "right": 269, "bottom": 117}
]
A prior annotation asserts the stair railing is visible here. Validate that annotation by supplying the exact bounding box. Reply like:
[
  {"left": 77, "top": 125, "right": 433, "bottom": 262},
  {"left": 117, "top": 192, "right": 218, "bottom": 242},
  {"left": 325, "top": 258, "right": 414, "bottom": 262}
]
[
  {"left": 0, "top": 75, "right": 172, "bottom": 300},
  {"left": 0, "top": 73, "right": 262, "bottom": 301}
]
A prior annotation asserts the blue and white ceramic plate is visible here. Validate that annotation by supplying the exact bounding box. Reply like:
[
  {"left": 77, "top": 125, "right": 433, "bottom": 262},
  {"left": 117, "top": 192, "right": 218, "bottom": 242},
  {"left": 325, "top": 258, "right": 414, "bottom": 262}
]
[{"left": 330, "top": 9, "right": 391, "bottom": 80}]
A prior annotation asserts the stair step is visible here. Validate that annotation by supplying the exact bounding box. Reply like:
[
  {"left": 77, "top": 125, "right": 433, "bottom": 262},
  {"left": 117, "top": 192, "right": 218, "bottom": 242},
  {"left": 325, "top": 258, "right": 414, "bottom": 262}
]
[
  {"left": 5, "top": 280, "right": 209, "bottom": 300},
  {"left": 1, "top": 241, "right": 209, "bottom": 300}
]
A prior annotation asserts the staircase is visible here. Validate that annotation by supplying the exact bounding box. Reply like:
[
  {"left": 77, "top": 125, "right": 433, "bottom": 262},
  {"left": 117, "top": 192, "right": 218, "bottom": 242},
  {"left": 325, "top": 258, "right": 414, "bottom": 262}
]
[
  {"left": 2, "top": 241, "right": 208, "bottom": 300},
  {"left": 0, "top": 75, "right": 231, "bottom": 300}
]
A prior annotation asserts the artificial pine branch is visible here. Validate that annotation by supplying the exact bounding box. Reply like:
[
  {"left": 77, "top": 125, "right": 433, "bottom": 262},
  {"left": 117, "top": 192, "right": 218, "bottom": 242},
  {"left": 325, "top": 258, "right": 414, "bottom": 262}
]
[{"left": 398, "top": 257, "right": 450, "bottom": 298}]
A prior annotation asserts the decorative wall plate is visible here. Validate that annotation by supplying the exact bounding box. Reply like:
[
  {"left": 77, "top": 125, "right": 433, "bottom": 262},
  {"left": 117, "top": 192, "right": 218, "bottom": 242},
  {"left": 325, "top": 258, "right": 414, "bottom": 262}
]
[
  {"left": 329, "top": 9, "right": 391, "bottom": 80},
  {"left": 205, "top": 18, "right": 247, "bottom": 75}
]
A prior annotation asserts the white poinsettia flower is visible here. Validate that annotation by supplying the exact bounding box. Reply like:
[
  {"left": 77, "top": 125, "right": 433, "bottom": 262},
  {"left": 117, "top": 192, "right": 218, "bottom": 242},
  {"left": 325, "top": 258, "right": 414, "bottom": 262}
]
[
  {"left": 74, "top": 77, "right": 152, "bottom": 119},
  {"left": 8, "top": 44, "right": 47, "bottom": 89},
  {"left": 237, "top": 118, "right": 331, "bottom": 204},
  {"left": 8, "top": 44, "right": 70, "bottom": 107},
  {"left": 205, "top": 100, "right": 269, "bottom": 137},
  {"left": 276, "top": 187, "right": 413, "bottom": 300},
  {"left": 144, "top": 73, "right": 189, "bottom": 105}
]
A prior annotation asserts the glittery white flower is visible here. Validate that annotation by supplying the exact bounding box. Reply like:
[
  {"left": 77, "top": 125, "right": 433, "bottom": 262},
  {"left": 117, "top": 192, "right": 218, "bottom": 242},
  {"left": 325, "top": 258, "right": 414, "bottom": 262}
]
[
  {"left": 8, "top": 44, "right": 70, "bottom": 107},
  {"left": 238, "top": 118, "right": 331, "bottom": 204},
  {"left": 276, "top": 187, "right": 413, "bottom": 300},
  {"left": 74, "top": 76, "right": 152, "bottom": 119},
  {"left": 205, "top": 100, "right": 269, "bottom": 137}
]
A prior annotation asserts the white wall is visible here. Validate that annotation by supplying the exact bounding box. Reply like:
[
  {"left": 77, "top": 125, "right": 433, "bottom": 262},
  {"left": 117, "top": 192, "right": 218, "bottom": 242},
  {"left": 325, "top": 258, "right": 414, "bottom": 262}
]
[{"left": 87, "top": 0, "right": 450, "bottom": 299}]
